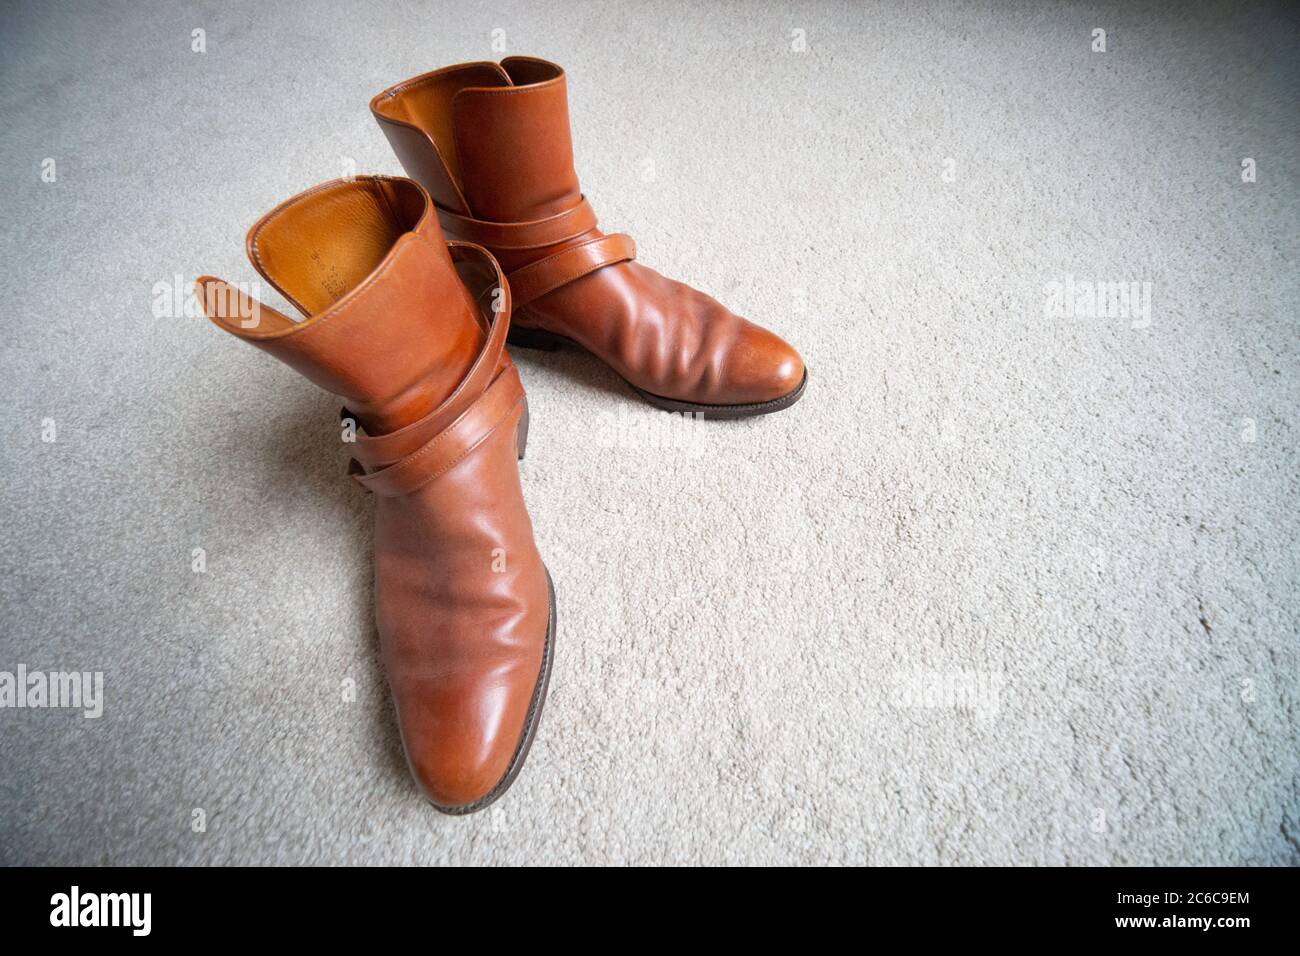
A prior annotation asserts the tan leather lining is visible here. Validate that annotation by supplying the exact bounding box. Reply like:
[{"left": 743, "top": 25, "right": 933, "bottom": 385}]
[
  {"left": 245, "top": 178, "right": 426, "bottom": 317},
  {"left": 371, "top": 63, "right": 511, "bottom": 191}
]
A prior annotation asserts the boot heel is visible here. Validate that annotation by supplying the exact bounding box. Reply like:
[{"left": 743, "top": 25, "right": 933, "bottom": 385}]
[
  {"left": 516, "top": 398, "right": 530, "bottom": 461},
  {"left": 508, "top": 326, "right": 564, "bottom": 352}
]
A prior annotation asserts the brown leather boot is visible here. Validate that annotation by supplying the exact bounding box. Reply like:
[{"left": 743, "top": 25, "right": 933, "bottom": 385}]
[
  {"left": 371, "top": 57, "right": 807, "bottom": 418},
  {"left": 195, "top": 176, "right": 554, "bottom": 814}
]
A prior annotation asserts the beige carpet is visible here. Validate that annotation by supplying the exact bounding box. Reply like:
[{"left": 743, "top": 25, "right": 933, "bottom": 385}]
[{"left": 1, "top": 0, "right": 1297, "bottom": 865}]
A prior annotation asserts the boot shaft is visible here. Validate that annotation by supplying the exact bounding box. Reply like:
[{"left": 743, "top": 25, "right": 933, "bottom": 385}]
[
  {"left": 196, "top": 176, "right": 486, "bottom": 435},
  {"left": 370, "top": 60, "right": 808, "bottom": 413},
  {"left": 371, "top": 57, "right": 581, "bottom": 224}
]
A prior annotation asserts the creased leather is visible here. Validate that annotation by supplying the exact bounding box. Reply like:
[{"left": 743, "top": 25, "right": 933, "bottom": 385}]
[
  {"left": 196, "top": 176, "right": 550, "bottom": 811},
  {"left": 371, "top": 57, "right": 806, "bottom": 408}
]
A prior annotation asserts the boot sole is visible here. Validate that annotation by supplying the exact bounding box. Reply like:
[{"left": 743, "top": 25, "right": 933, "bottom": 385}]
[
  {"left": 508, "top": 326, "right": 808, "bottom": 420},
  {"left": 428, "top": 566, "right": 557, "bottom": 816}
]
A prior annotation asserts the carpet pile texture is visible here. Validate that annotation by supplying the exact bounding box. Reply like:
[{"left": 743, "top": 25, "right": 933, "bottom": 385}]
[{"left": 1, "top": 0, "right": 1296, "bottom": 864}]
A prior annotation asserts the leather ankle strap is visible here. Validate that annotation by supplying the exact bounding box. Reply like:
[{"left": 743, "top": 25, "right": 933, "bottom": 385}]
[
  {"left": 351, "top": 364, "right": 524, "bottom": 498},
  {"left": 436, "top": 197, "right": 598, "bottom": 250},
  {"left": 506, "top": 234, "right": 635, "bottom": 309},
  {"left": 435, "top": 198, "right": 636, "bottom": 310},
  {"left": 347, "top": 240, "right": 522, "bottom": 495}
]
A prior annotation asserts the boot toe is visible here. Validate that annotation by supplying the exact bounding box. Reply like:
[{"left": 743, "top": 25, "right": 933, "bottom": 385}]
[
  {"left": 722, "top": 322, "right": 807, "bottom": 405},
  {"left": 395, "top": 595, "right": 553, "bottom": 814},
  {"left": 412, "top": 754, "right": 509, "bottom": 811},
  {"left": 405, "top": 689, "right": 525, "bottom": 811}
]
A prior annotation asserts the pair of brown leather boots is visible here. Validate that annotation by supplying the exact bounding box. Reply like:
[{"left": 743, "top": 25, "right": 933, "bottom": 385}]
[{"left": 197, "top": 58, "right": 806, "bottom": 814}]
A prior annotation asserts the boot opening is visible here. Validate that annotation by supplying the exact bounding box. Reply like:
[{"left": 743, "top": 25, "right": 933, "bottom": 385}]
[
  {"left": 371, "top": 63, "right": 511, "bottom": 188},
  {"left": 499, "top": 57, "right": 562, "bottom": 86},
  {"left": 246, "top": 177, "right": 427, "bottom": 317}
]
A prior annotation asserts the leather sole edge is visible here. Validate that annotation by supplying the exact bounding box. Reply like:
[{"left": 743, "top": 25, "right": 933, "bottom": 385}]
[{"left": 630, "top": 369, "right": 808, "bottom": 419}]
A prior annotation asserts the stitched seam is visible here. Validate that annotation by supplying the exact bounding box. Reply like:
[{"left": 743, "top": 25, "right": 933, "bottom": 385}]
[
  {"left": 508, "top": 235, "right": 607, "bottom": 285},
  {"left": 372, "top": 66, "right": 515, "bottom": 145},
  {"left": 395, "top": 394, "right": 522, "bottom": 497},
  {"left": 383, "top": 66, "right": 493, "bottom": 98},
  {"left": 509, "top": 236, "right": 605, "bottom": 291},
  {"left": 365, "top": 371, "right": 518, "bottom": 491},
  {"left": 374, "top": 61, "right": 513, "bottom": 104},
  {"left": 439, "top": 200, "right": 593, "bottom": 248},
  {"left": 511, "top": 238, "right": 633, "bottom": 305},
  {"left": 444, "top": 200, "right": 584, "bottom": 231},
  {"left": 515, "top": 259, "right": 599, "bottom": 305},
  {"left": 423, "top": 395, "right": 522, "bottom": 485},
  {"left": 457, "top": 77, "right": 564, "bottom": 97}
]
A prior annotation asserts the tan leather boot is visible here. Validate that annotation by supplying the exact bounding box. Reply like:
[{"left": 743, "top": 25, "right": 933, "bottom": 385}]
[
  {"left": 371, "top": 57, "right": 807, "bottom": 418},
  {"left": 195, "top": 176, "right": 553, "bottom": 814}
]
